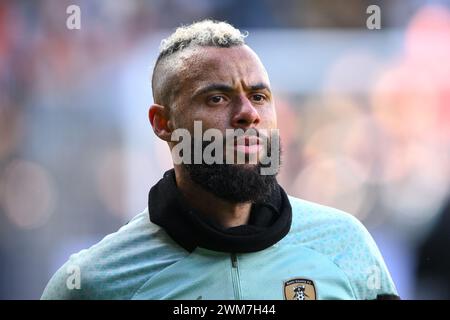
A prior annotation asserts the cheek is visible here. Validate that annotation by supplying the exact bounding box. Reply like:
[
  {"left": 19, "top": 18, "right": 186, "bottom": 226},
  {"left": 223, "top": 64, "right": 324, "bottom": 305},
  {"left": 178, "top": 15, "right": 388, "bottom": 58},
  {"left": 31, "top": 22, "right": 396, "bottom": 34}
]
[
  {"left": 192, "top": 108, "right": 230, "bottom": 129},
  {"left": 201, "top": 118, "right": 228, "bottom": 131},
  {"left": 172, "top": 107, "right": 225, "bottom": 132},
  {"left": 260, "top": 107, "right": 278, "bottom": 128},
  {"left": 169, "top": 112, "right": 183, "bottom": 130}
]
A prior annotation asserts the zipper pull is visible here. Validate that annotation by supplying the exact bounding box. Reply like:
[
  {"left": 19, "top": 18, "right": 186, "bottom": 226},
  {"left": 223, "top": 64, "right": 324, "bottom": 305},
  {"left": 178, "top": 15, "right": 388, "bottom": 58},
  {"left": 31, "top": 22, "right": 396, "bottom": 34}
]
[{"left": 231, "top": 253, "right": 238, "bottom": 268}]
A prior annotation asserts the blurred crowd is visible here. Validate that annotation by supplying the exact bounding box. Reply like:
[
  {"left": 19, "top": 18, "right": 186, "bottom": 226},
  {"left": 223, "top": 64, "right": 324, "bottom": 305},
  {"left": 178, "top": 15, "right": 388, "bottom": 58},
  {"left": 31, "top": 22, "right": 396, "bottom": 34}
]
[{"left": 1, "top": 0, "right": 449, "bottom": 299}]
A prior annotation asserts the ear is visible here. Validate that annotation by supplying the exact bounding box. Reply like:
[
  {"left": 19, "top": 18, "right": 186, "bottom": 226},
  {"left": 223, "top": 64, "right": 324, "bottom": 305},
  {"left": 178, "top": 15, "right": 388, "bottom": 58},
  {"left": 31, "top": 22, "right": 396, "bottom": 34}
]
[{"left": 149, "top": 104, "right": 173, "bottom": 142}]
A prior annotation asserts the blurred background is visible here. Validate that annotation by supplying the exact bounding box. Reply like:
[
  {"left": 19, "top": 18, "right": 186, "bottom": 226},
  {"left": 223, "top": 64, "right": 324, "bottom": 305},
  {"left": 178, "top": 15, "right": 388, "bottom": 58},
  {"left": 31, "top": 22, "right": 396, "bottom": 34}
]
[{"left": 1, "top": 0, "right": 450, "bottom": 299}]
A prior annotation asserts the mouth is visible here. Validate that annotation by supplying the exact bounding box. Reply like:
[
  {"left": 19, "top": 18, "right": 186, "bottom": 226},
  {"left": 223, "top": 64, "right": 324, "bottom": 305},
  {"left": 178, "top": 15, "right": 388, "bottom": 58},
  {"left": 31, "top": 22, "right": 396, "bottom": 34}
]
[{"left": 233, "top": 136, "right": 263, "bottom": 154}]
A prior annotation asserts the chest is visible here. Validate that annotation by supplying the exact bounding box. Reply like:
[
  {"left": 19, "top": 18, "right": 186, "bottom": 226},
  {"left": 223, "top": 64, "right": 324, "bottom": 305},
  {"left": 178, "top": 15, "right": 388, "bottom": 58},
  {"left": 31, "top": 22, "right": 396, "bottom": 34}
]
[{"left": 131, "top": 245, "right": 355, "bottom": 300}]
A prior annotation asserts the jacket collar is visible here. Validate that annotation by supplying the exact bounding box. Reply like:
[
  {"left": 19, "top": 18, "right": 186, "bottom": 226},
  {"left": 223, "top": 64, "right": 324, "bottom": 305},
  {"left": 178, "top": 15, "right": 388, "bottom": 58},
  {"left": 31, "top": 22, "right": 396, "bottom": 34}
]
[{"left": 148, "top": 169, "right": 292, "bottom": 253}]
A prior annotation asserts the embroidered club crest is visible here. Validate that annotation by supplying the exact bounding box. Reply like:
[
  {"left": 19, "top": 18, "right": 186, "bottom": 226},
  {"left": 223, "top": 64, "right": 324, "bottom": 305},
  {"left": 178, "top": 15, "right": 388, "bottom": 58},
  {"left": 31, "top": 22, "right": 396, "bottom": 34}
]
[{"left": 283, "top": 278, "right": 317, "bottom": 300}]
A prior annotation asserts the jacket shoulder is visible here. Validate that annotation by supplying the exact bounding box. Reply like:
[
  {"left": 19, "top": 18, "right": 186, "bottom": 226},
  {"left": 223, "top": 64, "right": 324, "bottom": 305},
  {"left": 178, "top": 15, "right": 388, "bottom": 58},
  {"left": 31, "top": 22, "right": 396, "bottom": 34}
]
[
  {"left": 282, "top": 196, "right": 399, "bottom": 299},
  {"left": 41, "top": 209, "right": 187, "bottom": 300}
]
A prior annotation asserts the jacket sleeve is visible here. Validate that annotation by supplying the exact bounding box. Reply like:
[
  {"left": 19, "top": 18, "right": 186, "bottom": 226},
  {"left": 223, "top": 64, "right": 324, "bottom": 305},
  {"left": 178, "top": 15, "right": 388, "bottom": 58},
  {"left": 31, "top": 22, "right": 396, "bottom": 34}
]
[
  {"left": 333, "top": 214, "right": 400, "bottom": 300},
  {"left": 41, "top": 257, "right": 85, "bottom": 300}
]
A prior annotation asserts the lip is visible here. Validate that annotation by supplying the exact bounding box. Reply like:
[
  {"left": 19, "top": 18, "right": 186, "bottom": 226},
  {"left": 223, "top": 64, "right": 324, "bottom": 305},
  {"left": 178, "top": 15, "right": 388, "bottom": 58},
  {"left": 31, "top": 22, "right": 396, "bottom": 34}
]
[
  {"left": 234, "top": 144, "right": 263, "bottom": 154},
  {"left": 234, "top": 136, "right": 263, "bottom": 154}
]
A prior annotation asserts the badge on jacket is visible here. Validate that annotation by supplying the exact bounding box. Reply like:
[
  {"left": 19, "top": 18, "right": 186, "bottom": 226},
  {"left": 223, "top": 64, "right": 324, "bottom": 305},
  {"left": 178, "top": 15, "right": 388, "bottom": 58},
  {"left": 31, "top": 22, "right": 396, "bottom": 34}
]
[{"left": 283, "top": 278, "right": 317, "bottom": 300}]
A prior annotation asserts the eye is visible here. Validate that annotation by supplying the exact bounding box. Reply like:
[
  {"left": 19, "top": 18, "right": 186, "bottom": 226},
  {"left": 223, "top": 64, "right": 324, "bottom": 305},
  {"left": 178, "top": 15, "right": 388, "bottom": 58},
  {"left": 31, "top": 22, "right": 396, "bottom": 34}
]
[
  {"left": 250, "top": 93, "right": 266, "bottom": 103},
  {"left": 208, "top": 95, "right": 227, "bottom": 105}
]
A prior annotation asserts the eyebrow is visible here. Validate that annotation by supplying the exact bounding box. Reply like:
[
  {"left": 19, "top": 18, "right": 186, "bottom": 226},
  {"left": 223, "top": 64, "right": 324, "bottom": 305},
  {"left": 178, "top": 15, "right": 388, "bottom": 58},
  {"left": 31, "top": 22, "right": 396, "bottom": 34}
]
[
  {"left": 192, "top": 82, "right": 271, "bottom": 99},
  {"left": 247, "top": 83, "right": 271, "bottom": 93}
]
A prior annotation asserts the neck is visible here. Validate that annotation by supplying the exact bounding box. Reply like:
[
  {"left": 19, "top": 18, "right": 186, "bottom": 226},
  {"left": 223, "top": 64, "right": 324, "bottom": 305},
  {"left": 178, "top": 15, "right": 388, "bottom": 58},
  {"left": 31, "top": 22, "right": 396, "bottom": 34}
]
[{"left": 174, "top": 165, "right": 252, "bottom": 228}]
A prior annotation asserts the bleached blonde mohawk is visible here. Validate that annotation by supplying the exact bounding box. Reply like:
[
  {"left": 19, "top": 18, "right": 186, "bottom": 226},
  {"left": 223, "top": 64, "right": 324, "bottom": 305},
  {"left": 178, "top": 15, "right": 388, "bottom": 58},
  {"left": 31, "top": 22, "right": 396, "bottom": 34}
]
[{"left": 158, "top": 19, "right": 248, "bottom": 60}]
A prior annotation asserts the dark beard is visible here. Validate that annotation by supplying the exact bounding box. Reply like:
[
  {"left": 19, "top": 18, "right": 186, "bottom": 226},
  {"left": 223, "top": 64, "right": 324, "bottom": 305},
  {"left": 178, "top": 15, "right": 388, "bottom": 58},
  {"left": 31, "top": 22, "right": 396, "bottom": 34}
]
[{"left": 183, "top": 140, "right": 281, "bottom": 204}]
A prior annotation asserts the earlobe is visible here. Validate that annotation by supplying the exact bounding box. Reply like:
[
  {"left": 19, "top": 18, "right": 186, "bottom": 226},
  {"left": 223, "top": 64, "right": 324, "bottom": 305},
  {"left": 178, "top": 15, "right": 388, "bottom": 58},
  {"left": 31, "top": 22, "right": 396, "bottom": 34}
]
[{"left": 149, "top": 104, "right": 172, "bottom": 142}]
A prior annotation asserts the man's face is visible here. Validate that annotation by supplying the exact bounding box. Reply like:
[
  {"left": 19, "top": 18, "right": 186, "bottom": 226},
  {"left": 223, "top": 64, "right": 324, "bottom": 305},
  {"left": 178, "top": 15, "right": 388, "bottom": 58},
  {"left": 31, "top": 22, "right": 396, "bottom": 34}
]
[
  {"left": 165, "top": 45, "right": 280, "bottom": 203},
  {"left": 169, "top": 45, "right": 277, "bottom": 140}
]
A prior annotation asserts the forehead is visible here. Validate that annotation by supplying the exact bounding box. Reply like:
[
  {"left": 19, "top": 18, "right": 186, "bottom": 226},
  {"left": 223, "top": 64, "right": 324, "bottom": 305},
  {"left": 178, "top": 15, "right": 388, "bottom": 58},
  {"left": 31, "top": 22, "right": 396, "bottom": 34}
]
[{"left": 177, "top": 45, "right": 270, "bottom": 90}]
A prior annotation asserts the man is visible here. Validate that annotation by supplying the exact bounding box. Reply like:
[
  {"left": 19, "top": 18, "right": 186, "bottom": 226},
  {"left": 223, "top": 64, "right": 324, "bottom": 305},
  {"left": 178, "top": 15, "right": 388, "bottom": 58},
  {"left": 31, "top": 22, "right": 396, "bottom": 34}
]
[{"left": 42, "top": 20, "right": 399, "bottom": 300}]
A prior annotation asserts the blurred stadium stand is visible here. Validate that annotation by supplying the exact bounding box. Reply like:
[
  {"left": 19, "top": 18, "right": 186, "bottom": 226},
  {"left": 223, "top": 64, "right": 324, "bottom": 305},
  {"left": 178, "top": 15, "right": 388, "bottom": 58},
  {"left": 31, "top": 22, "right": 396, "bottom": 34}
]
[{"left": 1, "top": 0, "right": 449, "bottom": 299}]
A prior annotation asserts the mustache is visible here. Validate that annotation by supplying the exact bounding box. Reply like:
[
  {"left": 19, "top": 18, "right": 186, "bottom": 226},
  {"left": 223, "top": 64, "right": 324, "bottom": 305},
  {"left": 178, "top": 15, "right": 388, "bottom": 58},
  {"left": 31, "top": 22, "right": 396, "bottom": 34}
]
[
  {"left": 217, "top": 130, "right": 271, "bottom": 149},
  {"left": 224, "top": 128, "right": 269, "bottom": 140},
  {"left": 198, "top": 130, "right": 272, "bottom": 149}
]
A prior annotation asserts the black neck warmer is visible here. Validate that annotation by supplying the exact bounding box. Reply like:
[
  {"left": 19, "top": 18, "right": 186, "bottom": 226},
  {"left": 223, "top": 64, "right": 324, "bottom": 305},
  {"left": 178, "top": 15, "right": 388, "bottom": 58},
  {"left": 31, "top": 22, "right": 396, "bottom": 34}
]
[{"left": 148, "top": 169, "right": 292, "bottom": 253}]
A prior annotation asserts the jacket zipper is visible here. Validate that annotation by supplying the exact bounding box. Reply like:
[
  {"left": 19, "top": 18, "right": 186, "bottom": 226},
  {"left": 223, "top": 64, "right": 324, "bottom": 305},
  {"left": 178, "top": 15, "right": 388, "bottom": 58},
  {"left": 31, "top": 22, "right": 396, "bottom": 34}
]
[{"left": 230, "top": 253, "right": 242, "bottom": 300}]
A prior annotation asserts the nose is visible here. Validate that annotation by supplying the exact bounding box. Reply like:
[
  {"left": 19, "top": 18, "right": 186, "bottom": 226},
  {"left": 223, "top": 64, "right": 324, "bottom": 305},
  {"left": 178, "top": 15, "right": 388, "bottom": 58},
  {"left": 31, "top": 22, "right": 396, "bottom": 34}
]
[{"left": 231, "top": 95, "right": 261, "bottom": 129}]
